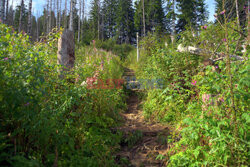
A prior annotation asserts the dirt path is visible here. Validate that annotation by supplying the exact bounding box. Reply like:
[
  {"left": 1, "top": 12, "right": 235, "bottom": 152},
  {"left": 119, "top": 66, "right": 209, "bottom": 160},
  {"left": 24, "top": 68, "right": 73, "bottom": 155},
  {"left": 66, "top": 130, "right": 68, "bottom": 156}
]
[{"left": 116, "top": 69, "right": 170, "bottom": 167}]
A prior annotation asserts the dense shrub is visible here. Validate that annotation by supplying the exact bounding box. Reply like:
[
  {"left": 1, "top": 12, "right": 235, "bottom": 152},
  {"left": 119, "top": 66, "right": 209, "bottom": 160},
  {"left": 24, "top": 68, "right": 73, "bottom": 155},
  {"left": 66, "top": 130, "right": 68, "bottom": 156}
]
[
  {"left": 130, "top": 20, "right": 249, "bottom": 166},
  {"left": 94, "top": 39, "right": 134, "bottom": 60},
  {"left": 0, "top": 24, "right": 125, "bottom": 166}
]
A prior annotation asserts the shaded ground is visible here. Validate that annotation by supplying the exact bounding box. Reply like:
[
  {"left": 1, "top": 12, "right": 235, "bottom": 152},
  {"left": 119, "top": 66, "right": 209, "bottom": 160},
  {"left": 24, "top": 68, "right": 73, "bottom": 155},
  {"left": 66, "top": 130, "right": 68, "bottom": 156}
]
[{"left": 116, "top": 69, "right": 170, "bottom": 167}]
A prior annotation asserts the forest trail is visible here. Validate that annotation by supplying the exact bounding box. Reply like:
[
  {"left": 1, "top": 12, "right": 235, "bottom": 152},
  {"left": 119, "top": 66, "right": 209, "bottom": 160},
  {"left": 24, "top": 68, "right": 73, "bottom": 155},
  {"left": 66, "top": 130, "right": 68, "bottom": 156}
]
[{"left": 116, "top": 68, "right": 170, "bottom": 167}]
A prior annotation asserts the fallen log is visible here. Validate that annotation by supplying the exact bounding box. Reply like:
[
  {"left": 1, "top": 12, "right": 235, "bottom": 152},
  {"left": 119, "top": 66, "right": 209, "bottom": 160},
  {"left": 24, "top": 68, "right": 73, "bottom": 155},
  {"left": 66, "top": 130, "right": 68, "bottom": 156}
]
[{"left": 177, "top": 44, "right": 246, "bottom": 63}]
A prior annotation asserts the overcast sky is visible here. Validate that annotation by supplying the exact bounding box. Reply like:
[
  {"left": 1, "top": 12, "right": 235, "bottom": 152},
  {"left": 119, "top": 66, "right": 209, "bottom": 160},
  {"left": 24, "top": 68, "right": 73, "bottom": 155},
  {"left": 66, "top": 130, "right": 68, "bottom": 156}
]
[{"left": 12, "top": 0, "right": 216, "bottom": 22}]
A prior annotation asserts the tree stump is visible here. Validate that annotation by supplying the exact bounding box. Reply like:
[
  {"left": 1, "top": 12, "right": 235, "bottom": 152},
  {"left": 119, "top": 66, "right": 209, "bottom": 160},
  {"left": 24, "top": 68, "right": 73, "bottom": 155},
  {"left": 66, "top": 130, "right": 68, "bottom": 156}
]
[{"left": 57, "top": 29, "right": 75, "bottom": 78}]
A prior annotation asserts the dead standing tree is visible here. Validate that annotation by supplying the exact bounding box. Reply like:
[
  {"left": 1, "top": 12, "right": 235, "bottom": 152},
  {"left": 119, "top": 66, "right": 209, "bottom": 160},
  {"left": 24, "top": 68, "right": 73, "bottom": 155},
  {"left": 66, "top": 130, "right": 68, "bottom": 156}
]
[{"left": 57, "top": 0, "right": 75, "bottom": 78}]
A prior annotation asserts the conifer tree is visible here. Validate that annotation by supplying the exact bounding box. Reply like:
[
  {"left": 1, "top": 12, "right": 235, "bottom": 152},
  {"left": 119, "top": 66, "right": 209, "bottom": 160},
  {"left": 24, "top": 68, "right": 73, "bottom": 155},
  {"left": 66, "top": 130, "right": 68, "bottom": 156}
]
[
  {"left": 116, "top": 0, "right": 135, "bottom": 43},
  {"left": 134, "top": 0, "right": 165, "bottom": 36},
  {"left": 89, "top": 0, "right": 101, "bottom": 39},
  {"left": 102, "top": 0, "right": 118, "bottom": 39},
  {"left": 176, "top": 0, "right": 208, "bottom": 32}
]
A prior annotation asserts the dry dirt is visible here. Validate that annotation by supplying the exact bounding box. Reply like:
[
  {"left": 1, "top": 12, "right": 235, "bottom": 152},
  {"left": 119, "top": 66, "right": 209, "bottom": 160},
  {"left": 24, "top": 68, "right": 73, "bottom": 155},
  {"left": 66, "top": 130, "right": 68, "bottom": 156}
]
[{"left": 116, "top": 92, "right": 171, "bottom": 167}]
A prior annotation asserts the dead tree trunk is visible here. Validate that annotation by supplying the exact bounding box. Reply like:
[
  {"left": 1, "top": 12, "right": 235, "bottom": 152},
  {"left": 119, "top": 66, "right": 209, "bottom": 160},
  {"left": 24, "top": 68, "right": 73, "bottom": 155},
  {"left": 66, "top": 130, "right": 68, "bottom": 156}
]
[
  {"left": 64, "top": 0, "right": 67, "bottom": 29},
  {"left": 36, "top": 12, "right": 39, "bottom": 41},
  {"left": 49, "top": 0, "right": 52, "bottom": 32},
  {"left": 69, "top": 0, "right": 74, "bottom": 31},
  {"left": 46, "top": 0, "right": 49, "bottom": 34},
  {"left": 235, "top": 0, "right": 240, "bottom": 29},
  {"left": 142, "top": 0, "right": 146, "bottom": 37},
  {"left": 58, "top": 0, "right": 61, "bottom": 28},
  {"left": 28, "top": 0, "right": 32, "bottom": 36},
  {"left": 18, "top": 0, "right": 24, "bottom": 32},
  {"left": 57, "top": 29, "right": 75, "bottom": 78},
  {"left": 56, "top": 0, "right": 58, "bottom": 29},
  {"left": 171, "top": 0, "right": 176, "bottom": 45},
  {"left": 81, "top": 0, "right": 84, "bottom": 39},
  {"left": 177, "top": 44, "right": 245, "bottom": 63},
  {"left": 5, "top": 0, "right": 8, "bottom": 23},
  {"left": 78, "top": 0, "right": 81, "bottom": 43}
]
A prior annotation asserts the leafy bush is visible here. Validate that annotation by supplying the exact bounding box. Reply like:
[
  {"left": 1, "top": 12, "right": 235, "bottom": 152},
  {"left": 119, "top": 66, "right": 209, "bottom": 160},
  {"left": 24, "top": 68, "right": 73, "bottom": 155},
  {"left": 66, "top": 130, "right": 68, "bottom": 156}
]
[
  {"left": 94, "top": 39, "right": 135, "bottom": 60},
  {"left": 129, "top": 19, "right": 249, "bottom": 166},
  {"left": 0, "top": 24, "right": 125, "bottom": 166}
]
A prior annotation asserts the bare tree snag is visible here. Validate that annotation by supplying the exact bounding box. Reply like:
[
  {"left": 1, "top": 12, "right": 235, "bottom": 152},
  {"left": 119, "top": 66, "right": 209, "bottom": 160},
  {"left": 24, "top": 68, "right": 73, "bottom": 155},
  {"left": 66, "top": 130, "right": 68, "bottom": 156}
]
[
  {"left": 142, "top": 0, "right": 146, "bottom": 37},
  {"left": 69, "top": 0, "right": 74, "bottom": 31},
  {"left": 28, "top": 0, "right": 32, "bottom": 36},
  {"left": 57, "top": 30, "right": 75, "bottom": 77},
  {"left": 18, "top": 0, "right": 24, "bottom": 32},
  {"left": 177, "top": 44, "right": 245, "bottom": 63}
]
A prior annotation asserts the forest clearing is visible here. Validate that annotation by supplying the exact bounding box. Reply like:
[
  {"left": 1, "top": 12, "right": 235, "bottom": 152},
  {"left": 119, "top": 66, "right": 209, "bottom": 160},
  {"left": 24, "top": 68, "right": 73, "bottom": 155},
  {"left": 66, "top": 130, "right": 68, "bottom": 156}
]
[{"left": 0, "top": 0, "right": 249, "bottom": 166}]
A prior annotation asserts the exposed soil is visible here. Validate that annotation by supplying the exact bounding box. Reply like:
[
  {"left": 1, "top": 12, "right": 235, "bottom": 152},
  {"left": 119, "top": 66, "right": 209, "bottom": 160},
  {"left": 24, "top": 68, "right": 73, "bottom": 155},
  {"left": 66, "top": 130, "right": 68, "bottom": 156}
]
[{"left": 116, "top": 69, "right": 170, "bottom": 167}]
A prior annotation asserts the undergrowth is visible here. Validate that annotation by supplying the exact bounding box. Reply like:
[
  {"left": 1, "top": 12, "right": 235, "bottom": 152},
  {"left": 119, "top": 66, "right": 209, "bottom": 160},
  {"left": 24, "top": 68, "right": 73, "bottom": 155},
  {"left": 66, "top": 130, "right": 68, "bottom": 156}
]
[
  {"left": 0, "top": 24, "right": 126, "bottom": 167},
  {"left": 128, "top": 19, "right": 249, "bottom": 166}
]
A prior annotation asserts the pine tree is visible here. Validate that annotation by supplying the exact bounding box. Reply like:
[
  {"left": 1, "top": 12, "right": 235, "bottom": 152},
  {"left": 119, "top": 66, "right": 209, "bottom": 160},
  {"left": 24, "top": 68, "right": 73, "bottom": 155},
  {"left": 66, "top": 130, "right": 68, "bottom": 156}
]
[
  {"left": 196, "top": 0, "right": 208, "bottom": 26},
  {"left": 116, "top": 0, "right": 135, "bottom": 44}
]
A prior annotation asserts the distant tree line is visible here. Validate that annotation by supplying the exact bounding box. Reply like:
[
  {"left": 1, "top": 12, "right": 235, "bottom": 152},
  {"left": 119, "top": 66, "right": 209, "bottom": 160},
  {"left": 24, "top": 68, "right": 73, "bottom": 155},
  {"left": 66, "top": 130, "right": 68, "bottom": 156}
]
[{"left": 0, "top": 0, "right": 248, "bottom": 44}]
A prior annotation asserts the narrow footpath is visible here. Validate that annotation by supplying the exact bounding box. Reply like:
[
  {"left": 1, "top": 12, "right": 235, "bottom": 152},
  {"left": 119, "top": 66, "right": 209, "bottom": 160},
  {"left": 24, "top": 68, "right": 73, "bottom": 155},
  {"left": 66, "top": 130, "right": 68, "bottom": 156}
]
[{"left": 116, "top": 68, "right": 170, "bottom": 167}]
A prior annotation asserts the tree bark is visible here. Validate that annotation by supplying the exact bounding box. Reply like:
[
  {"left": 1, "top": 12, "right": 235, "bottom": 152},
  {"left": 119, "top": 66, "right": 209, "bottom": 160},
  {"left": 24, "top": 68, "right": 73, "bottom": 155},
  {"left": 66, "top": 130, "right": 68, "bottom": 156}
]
[
  {"left": 36, "top": 11, "right": 39, "bottom": 41},
  {"left": 28, "top": 0, "right": 33, "bottom": 36},
  {"left": 5, "top": 0, "right": 8, "bottom": 23},
  {"left": 64, "top": 0, "right": 67, "bottom": 29},
  {"left": 177, "top": 44, "right": 245, "bottom": 62},
  {"left": 235, "top": 0, "right": 240, "bottom": 29},
  {"left": 171, "top": 0, "right": 176, "bottom": 45},
  {"left": 56, "top": 0, "right": 58, "bottom": 29},
  {"left": 69, "top": 0, "right": 74, "bottom": 31},
  {"left": 97, "top": 0, "right": 100, "bottom": 40},
  {"left": 78, "top": 0, "right": 81, "bottom": 43},
  {"left": 46, "top": 0, "right": 49, "bottom": 34},
  {"left": 49, "top": 0, "right": 52, "bottom": 32},
  {"left": 137, "top": 32, "right": 140, "bottom": 62},
  {"left": 142, "top": 0, "right": 146, "bottom": 37},
  {"left": 57, "top": 29, "right": 75, "bottom": 78},
  {"left": 18, "top": 0, "right": 24, "bottom": 32},
  {"left": 81, "top": 0, "right": 84, "bottom": 39},
  {"left": 58, "top": 0, "right": 61, "bottom": 28}
]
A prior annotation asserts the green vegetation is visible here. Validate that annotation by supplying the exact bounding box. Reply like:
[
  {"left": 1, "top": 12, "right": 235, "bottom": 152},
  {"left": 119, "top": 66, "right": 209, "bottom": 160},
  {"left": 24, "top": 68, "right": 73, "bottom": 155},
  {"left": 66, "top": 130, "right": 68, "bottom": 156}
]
[
  {"left": 0, "top": 24, "right": 126, "bottom": 166},
  {"left": 0, "top": 0, "right": 249, "bottom": 166},
  {"left": 127, "top": 19, "right": 249, "bottom": 166}
]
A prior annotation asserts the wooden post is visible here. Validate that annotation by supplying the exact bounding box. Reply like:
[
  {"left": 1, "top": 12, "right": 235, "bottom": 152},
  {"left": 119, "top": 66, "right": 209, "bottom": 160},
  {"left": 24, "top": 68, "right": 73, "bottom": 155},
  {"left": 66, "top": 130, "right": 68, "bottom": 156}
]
[{"left": 137, "top": 32, "right": 139, "bottom": 62}]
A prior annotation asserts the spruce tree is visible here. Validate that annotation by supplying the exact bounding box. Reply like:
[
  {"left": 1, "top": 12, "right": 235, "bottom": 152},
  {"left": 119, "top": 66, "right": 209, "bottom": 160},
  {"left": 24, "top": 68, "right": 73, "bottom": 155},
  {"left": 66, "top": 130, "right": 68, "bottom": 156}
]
[
  {"left": 89, "top": 0, "right": 101, "bottom": 39},
  {"left": 102, "top": 0, "right": 118, "bottom": 39},
  {"left": 176, "top": 0, "right": 208, "bottom": 32},
  {"left": 116, "top": 0, "right": 135, "bottom": 44}
]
